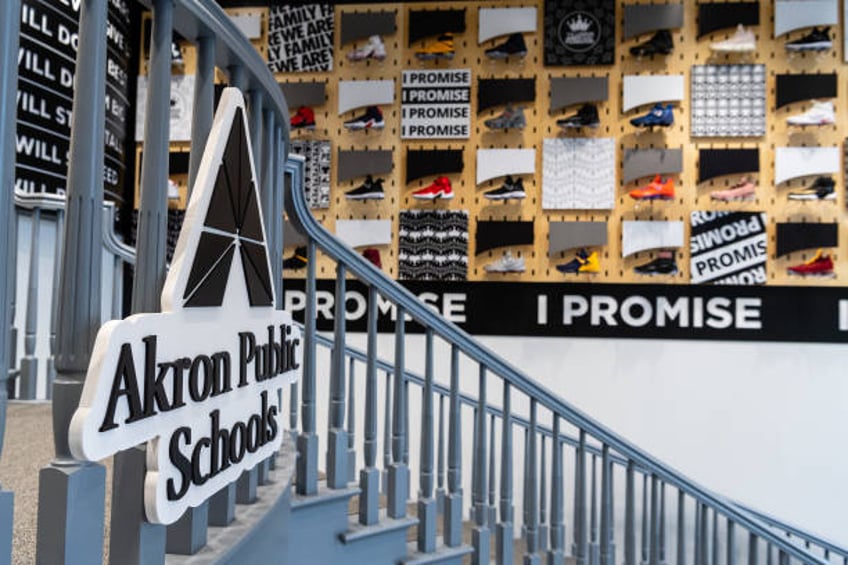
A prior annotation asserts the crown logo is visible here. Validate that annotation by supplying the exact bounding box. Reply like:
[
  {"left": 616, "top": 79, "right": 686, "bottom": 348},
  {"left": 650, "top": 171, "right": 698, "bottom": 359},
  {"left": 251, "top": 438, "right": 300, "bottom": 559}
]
[{"left": 567, "top": 14, "right": 592, "bottom": 32}]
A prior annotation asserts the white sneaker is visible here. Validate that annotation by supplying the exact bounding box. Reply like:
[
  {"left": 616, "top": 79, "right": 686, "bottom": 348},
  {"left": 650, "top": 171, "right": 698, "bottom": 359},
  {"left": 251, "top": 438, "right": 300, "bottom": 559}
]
[
  {"left": 787, "top": 100, "right": 835, "bottom": 125},
  {"left": 484, "top": 251, "right": 525, "bottom": 273},
  {"left": 347, "top": 35, "right": 387, "bottom": 61},
  {"left": 710, "top": 24, "right": 756, "bottom": 52},
  {"left": 167, "top": 179, "right": 180, "bottom": 200}
]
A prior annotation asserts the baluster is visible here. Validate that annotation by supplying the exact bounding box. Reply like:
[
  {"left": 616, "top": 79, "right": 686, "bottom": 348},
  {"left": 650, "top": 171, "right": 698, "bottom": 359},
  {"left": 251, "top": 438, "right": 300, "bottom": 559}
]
[
  {"left": 404, "top": 378, "right": 410, "bottom": 466},
  {"left": 699, "top": 503, "right": 709, "bottom": 565},
  {"left": 524, "top": 428, "right": 530, "bottom": 538},
  {"left": 247, "top": 91, "right": 264, "bottom": 193},
  {"left": 711, "top": 510, "right": 718, "bottom": 565},
  {"left": 777, "top": 550, "right": 788, "bottom": 565},
  {"left": 625, "top": 461, "right": 635, "bottom": 565},
  {"left": 388, "top": 305, "right": 408, "bottom": 518},
  {"left": 574, "top": 430, "right": 588, "bottom": 565},
  {"left": 677, "top": 490, "right": 685, "bottom": 565},
  {"left": 46, "top": 208, "right": 64, "bottom": 399},
  {"left": 289, "top": 380, "right": 298, "bottom": 439},
  {"left": 600, "top": 446, "right": 611, "bottom": 565},
  {"left": 326, "top": 263, "right": 348, "bottom": 489},
  {"left": 747, "top": 533, "right": 757, "bottom": 565},
  {"left": 539, "top": 436, "right": 548, "bottom": 552},
  {"left": 272, "top": 121, "right": 284, "bottom": 302},
  {"left": 659, "top": 482, "right": 666, "bottom": 565},
  {"left": 496, "top": 382, "right": 514, "bottom": 565},
  {"left": 641, "top": 475, "right": 649, "bottom": 565},
  {"left": 261, "top": 111, "right": 275, "bottom": 253},
  {"left": 766, "top": 543, "right": 773, "bottom": 565},
  {"left": 471, "top": 409, "right": 478, "bottom": 524},
  {"left": 650, "top": 475, "right": 659, "bottom": 565},
  {"left": 472, "top": 365, "right": 490, "bottom": 564},
  {"left": 347, "top": 357, "right": 356, "bottom": 483},
  {"left": 727, "top": 520, "right": 735, "bottom": 565},
  {"left": 417, "top": 329, "right": 436, "bottom": 553},
  {"left": 436, "top": 395, "right": 446, "bottom": 514},
  {"left": 187, "top": 36, "right": 215, "bottom": 198},
  {"left": 606, "top": 453, "right": 616, "bottom": 564},
  {"left": 694, "top": 503, "right": 702, "bottom": 565},
  {"left": 444, "top": 345, "right": 462, "bottom": 547},
  {"left": 524, "top": 398, "right": 539, "bottom": 564},
  {"left": 590, "top": 454, "right": 599, "bottom": 565},
  {"left": 488, "top": 413, "right": 497, "bottom": 529},
  {"left": 359, "top": 287, "right": 379, "bottom": 525},
  {"left": 19, "top": 207, "right": 40, "bottom": 399},
  {"left": 297, "top": 239, "right": 318, "bottom": 495},
  {"left": 382, "top": 371, "right": 391, "bottom": 493},
  {"left": 548, "top": 416, "right": 565, "bottom": 565}
]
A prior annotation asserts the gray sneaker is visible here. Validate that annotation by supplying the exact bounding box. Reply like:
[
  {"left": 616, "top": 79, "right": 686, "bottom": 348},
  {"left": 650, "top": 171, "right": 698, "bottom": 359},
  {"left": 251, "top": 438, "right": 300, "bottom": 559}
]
[
  {"left": 484, "top": 105, "right": 526, "bottom": 130},
  {"left": 484, "top": 251, "right": 525, "bottom": 273}
]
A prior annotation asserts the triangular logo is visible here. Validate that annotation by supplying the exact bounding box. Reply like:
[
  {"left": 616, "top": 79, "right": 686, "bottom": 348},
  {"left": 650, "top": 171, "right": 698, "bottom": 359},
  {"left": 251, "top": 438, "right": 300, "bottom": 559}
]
[{"left": 162, "top": 88, "right": 274, "bottom": 312}]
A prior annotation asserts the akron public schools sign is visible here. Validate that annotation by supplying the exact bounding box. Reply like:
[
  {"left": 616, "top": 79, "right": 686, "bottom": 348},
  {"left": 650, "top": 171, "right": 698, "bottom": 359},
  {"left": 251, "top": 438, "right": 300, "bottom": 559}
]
[{"left": 69, "top": 89, "right": 301, "bottom": 525}]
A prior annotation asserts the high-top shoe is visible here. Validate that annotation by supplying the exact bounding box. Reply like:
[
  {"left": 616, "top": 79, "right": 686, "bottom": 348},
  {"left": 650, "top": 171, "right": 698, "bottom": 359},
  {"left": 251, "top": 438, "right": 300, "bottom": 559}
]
[
  {"left": 557, "top": 104, "right": 600, "bottom": 129},
  {"left": 788, "top": 176, "right": 836, "bottom": 200},
  {"left": 283, "top": 246, "right": 308, "bottom": 270},
  {"left": 630, "top": 103, "right": 674, "bottom": 127},
  {"left": 413, "top": 176, "right": 454, "bottom": 200},
  {"left": 787, "top": 249, "right": 835, "bottom": 277},
  {"left": 634, "top": 252, "right": 678, "bottom": 275},
  {"left": 484, "top": 176, "right": 526, "bottom": 200},
  {"left": 347, "top": 35, "right": 387, "bottom": 61},
  {"left": 346, "top": 175, "right": 385, "bottom": 200},
  {"left": 556, "top": 249, "right": 590, "bottom": 274},
  {"left": 362, "top": 248, "right": 382, "bottom": 269},
  {"left": 484, "top": 105, "right": 526, "bottom": 130},
  {"left": 484, "top": 251, "right": 525, "bottom": 273},
  {"left": 629, "top": 175, "right": 675, "bottom": 200},
  {"left": 630, "top": 30, "right": 674, "bottom": 56},
  {"left": 787, "top": 100, "right": 835, "bottom": 126},
  {"left": 415, "top": 34, "right": 455, "bottom": 60},
  {"left": 785, "top": 27, "right": 832, "bottom": 52},
  {"left": 710, "top": 176, "right": 756, "bottom": 201},
  {"left": 710, "top": 24, "right": 756, "bottom": 52},
  {"left": 344, "top": 106, "right": 385, "bottom": 130},
  {"left": 291, "top": 106, "right": 316, "bottom": 130},
  {"left": 485, "top": 33, "right": 528, "bottom": 59}
]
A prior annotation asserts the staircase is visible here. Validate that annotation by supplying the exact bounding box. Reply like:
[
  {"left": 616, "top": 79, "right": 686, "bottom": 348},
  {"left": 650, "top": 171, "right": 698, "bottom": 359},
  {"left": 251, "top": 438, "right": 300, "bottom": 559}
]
[{"left": 0, "top": 0, "right": 845, "bottom": 563}]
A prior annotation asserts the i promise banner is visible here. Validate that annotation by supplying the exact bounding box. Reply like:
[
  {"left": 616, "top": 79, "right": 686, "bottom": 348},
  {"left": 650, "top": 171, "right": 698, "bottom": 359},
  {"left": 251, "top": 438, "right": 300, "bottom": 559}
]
[{"left": 401, "top": 69, "right": 471, "bottom": 139}]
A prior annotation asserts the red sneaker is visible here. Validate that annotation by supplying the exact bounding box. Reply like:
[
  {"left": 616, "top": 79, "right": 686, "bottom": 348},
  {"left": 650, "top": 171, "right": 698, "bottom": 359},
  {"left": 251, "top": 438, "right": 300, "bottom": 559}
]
[
  {"left": 787, "top": 249, "right": 835, "bottom": 277},
  {"left": 413, "top": 176, "right": 454, "bottom": 200},
  {"left": 362, "top": 248, "right": 382, "bottom": 269},
  {"left": 291, "top": 106, "right": 315, "bottom": 130},
  {"left": 629, "top": 175, "right": 675, "bottom": 200}
]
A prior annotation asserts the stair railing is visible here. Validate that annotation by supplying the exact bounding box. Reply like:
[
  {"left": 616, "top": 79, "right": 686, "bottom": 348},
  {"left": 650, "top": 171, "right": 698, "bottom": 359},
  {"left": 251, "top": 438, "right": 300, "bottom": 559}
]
[{"left": 285, "top": 152, "right": 833, "bottom": 564}]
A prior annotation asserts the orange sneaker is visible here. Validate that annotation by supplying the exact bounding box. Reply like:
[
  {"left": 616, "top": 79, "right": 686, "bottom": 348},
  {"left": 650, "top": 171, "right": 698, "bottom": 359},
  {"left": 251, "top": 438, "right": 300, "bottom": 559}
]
[{"left": 629, "top": 175, "right": 675, "bottom": 200}]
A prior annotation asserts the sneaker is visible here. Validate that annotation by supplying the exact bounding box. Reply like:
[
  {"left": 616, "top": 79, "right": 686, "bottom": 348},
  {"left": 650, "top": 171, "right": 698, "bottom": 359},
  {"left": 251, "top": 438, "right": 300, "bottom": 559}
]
[
  {"left": 555, "top": 249, "right": 590, "bottom": 273},
  {"left": 786, "top": 27, "right": 832, "bottom": 52},
  {"left": 578, "top": 251, "right": 600, "bottom": 274},
  {"left": 787, "top": 249, "right": 835, "bottom": 277},
  {"left": 171, "top": 41, "right": 184, "bottom": 66},
  {"left": 283, "top": 246, "right": 308, "bottom": 270},
  {"left": 484, "top": 251, "right": 525, "bottom": 273},
  {"left": 346, "top": 175, "right": 385, "bottom": 200},
  {"left": 484, "top": 176, "right": 526, "bottom": 200},
  {"left": 629, "top": 175, "right": 675, "bottom": 200},
  {"left": 484, "top": 105, "right": 526, "bottom": 130},
  {"left": 167, "top": 179, "right": 180, "bottom": 200},
  {"left": 362, "top": 248, "right": 382, "bottom": 269},
  {"left": 557, "top": 104, "right": 600, "bottom": 129},
  {"left": 347, "top": 35, "right": 387, "bottom": 61},
  {"left": 634, "top": 252, "right": 678, "bottom": 275},
  {"left": 291, "top": 106, "right": 316, "bottom": 130},
  {"left": 786, "top": 100, "right": 835, "bottom": 126},
  {"left": 344, "top": 106, "right": 384, "bottom": 130},
  {"left": 710, "top": 24, "right": 756, "bottom": 52},
  {"left": 630, "top": 30, "right": 674, "bottom": 56},
  {"left": 710, "top": 176, "right": 756, "bottom": 201},
  {"left": 788, "top": 176, "right": 836, "bottom": 200},
  {"left": 485, "top": 33, "right": 528, "bottom": 59},
  {"left": 630, "top": 103, "right": 674, "bottom": 127},
  {"left": 415, "top": 34, "right": 455, "bottom": 60},
  {"left": 413, "top": 176, "right": 453, "bottom": 200}
]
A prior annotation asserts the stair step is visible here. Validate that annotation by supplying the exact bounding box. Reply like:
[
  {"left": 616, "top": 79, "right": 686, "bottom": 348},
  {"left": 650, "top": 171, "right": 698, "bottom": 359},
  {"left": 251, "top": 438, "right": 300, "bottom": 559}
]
[
  {"left": 340, "top": 510, "right": 418, "bottom": 544},
  {"left": 291, "top": 482, "right": 360, "bottom": 511},
  {"left": 402, "top": 540, "right": 473, "bottom": 565}
]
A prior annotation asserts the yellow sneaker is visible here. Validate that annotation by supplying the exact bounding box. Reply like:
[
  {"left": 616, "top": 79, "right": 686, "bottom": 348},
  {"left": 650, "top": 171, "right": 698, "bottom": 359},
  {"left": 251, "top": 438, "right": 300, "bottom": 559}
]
[
  {"left": 415, "top": 34, "right": 455, "bottom": 60},
  {"left": 578, "top": 251, "right": 601, "bottom": 274}
]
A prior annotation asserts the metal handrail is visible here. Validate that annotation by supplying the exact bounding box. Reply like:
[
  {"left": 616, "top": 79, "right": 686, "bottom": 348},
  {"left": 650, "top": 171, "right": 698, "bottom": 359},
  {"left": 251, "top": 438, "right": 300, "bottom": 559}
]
[{"left": 286, "top": 162, "right": 828, "bottom": 563}]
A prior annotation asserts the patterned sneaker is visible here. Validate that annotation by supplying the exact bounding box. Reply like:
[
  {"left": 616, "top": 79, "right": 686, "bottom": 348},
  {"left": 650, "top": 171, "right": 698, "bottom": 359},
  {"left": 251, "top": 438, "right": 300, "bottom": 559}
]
[
  {"left": 347, "top": 35, "right": 387, "bottom": 61},
  {"left": 787, "top": 249, "right": 835, "bottom": 277},
  {"left": 710, "top": 176, "right": 756, "bottom": 201},
  {"left": 484, "top": 105, "right": 526, "bottom": 130},
  {"left": 291, "top": 106, "right": 316, "bottom": 130},
  {"left": 413, "top": 176, "right": 454, "bottom": 200},
  {"left": 710, "top": 24, "right": 756, "bottom": 52},
  {"left": 415, "top": 34, "right": 455, "bottom": 60},
  {"left": 629, "top": 175, "right": 675, "bottom": 200},
  {"left": 344, "top": 106, "right": 384, "bottom": 130},
  {"left": 484, "top": 251, "right": 525, "bottom": 273},
  {"left": 484, "top": 177, "right": 526, "bottom": 200},
  {"left": 630, "top": 103, "right": 674, "bottom": 127},
  {"left": 346, "top": 175, "right": 385, "bottom": 200},
  {"left": 788, "top": 176, "right": 836, "bottom": 200}
]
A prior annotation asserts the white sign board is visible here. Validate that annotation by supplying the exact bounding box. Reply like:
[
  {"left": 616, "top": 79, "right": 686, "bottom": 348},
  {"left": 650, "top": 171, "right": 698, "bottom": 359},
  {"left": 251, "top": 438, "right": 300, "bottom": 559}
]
[
  {"left": 400, "top": 69, "right": 471, "bottom": 139},
  {"left": 69, "top": 88, "right": 301, "bottom": 525}
]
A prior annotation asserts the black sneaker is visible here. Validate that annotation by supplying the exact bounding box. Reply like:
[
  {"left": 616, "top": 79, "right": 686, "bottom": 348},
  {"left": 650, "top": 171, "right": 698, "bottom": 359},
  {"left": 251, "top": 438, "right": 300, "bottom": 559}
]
[
  {"left": 484, "top": 176, "right": 526, "bottom": 200},
  {"left": 346, "top": 175, "right": 385, "bottom": 200},
  {"left": 344, "top": 106, "right": 385, "bottom": 130},
  {"left": 557, "top": 104, "right": 600, "bottom": 129},
  {"left": 630, "top": 30, "right": 674, "bottom": 57},
  {"left": 786, "top": 27, "right": 832, "bottom": 51},
  {"left": 283, "top": 246, "right": 308, "bottom": 270},
  {"left": 634, "top": 254, "right": 678, "bottom": 275},
  {"left": 485, "top": 33, "right": 528, "bottom": 59}
]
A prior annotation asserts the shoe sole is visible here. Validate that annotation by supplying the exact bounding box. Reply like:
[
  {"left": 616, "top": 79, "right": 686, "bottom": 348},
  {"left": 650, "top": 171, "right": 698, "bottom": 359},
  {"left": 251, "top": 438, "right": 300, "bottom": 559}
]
[
  {"left": 787, "top": 270, "right": 836, "bottom": 277},
  {"left": 292, "top": 124, "right": 316, "bottom": 130},
  {"left": 786, "top": 43, "right": 832, "bottom": 51},
  {"left": 413, "top": 191, "right": 454, "bottom": 200},
  {"left": 786, "top": 119, "right": 835, "bottom": 126},
  {"left": 346, "top": 193, "right": 385, "bottom": 200},
  {"left": 631, "top": 121, "right": 673, "bottom": 127},
  {"left": 484, "top": 268, "right": 525, "bottom": 273},
  {"left": 348, "top": 54, "right": 388, "bottom": 61},
  {"left": 344, "top": 121, "right": 386, "bottom": 130},
  {"left": 788, "top": 194, "right": 836, "bottom": 200},
  {"left": 558, "top": 122, "right": 600, "bottom": 129},
  {"left": 631, "top": 195, "right": 674, "bottom": 201},
  {"left": 710, "top": 45, "right": 756, "bottom": 52},
  {"left": 486, "top": 50, "right": 528, "bottom": 59},
  {"left": 415, "top": 52, "right": 455, "bottom": 60},
  {"left": 711, "top": 193, "right": 755, "bottom": 201},
  {"left": 484, "top": 192, "right": 526, "bottom": 200},
  {"left": 485, "top": 122, "right": 526, "bottom": 129},
  {"left": 635, "top": 269, "right": 678, "bottom": 276}
]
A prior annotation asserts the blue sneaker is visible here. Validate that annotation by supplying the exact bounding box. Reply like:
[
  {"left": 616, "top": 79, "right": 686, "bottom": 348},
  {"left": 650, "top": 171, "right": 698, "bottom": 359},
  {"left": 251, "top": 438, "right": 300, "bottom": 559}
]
[
  {"left": 630, "top": 103, "right": 674, "bottom": 127},
  {"left": 556, "top": 249, "right": 590, "bottom": 274}
]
